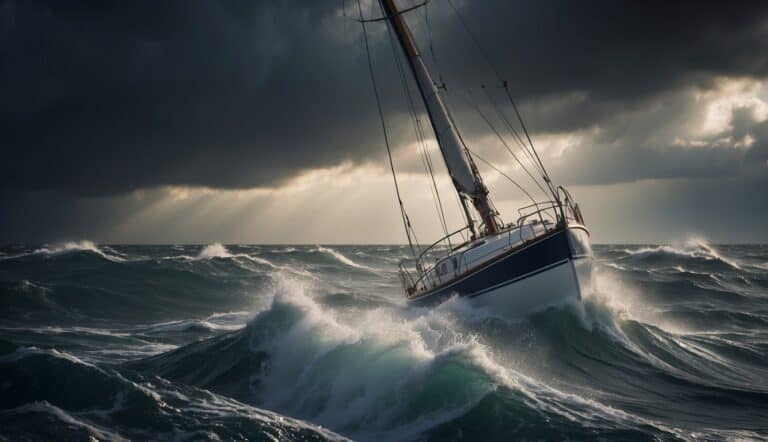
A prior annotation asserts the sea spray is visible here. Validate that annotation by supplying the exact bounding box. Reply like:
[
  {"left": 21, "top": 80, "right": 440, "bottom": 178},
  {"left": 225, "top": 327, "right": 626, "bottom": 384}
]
[
  {"left": 1, "top": 242, "right": 767, "bottom": 440},
  {"left": 313, "top": 246, "right": 379, "bottom": 272},
  {"left": 196, "top": 243, "right": 232, "bottom": 259}
]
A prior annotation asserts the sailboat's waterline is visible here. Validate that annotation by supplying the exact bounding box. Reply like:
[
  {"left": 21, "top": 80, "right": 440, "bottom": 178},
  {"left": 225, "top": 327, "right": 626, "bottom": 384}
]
[{"left": 408, "top": 226, "right": 594, "bottom": 316}]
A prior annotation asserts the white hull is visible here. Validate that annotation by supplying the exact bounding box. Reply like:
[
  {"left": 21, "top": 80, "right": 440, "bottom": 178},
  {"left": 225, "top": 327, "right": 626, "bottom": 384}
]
[
  {"left": 468, "top": 257, "right": 593, "bottom": 317},
  {"left": 406, "top": 226, "right": 593, "bottom": 316}
]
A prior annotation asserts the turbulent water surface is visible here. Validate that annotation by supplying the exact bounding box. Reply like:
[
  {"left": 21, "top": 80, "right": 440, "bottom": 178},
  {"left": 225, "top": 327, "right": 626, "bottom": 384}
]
[{"left": 1, "top": 240, "right": 767, "bottom": 440}]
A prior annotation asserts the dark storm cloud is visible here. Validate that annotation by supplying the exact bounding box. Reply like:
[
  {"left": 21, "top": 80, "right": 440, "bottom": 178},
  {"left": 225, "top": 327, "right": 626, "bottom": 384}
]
[
  {"left": 547, "top": 93, "right": 768, "bottom": 186},
  {"left": 1, "top": 0, "right": 383, "bottom": 193},
  {"left": 2, "top": 0, "right": 768, "bottom": 194}
]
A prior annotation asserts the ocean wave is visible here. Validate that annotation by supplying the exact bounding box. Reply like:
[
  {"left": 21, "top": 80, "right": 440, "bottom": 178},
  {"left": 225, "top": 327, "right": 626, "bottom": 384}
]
[
  {"left": 620, "top": 238, "right": 742, "bottom": 270},
  {"left": 167, "top": 243, "right": 318, "bottom": 277},
  {"left": 136, "top": 313, "right": 251, "bottom": 335},
  {"left": 85, "top": 343, "right": 179, "bottom": 361},
  {"left": 145, "top": 245, "right": 303, "bottom": 280},
  {"left": 0, "top": 325, "right": 132, "bottom": 338},
  {"left": 134, "top": 276, "right": 689, "bottom": 439},
  {"left": 0, "top": 240, "right": 126, "bottom": 263},
  {"left": 136, "top": 278, "right": 494, "bottom": 436},
  {"left": 576, "top": 270, "right": 768, "bottom": 396},
  {"left": 3, "top": 244, "right": 767, "bottom": 440},
  {"left": 269, "top": 247, "right": 298, "bottom": 253},
  {"left": 39, "top": 240, "right": 127, "bottom": 262},
  {"left": 312, "top": 246, "right": 378, "bottom": 272},
  {"left": 0, "top": 401, "right": 127, "bottom": 441},
  {"left": 196, "top": 242, "right": 231, "bottom": 259},
  {"left": 8, "top": 279, "right": 50, "bottom": 295},
  {"left": 0, "top": 343, "right": 344, "bottom": 441}
]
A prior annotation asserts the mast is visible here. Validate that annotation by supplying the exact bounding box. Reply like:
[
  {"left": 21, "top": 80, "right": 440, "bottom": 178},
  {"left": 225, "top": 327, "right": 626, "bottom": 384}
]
[{"left": 379, "top": 0, "right": 499, "bottom": 236}]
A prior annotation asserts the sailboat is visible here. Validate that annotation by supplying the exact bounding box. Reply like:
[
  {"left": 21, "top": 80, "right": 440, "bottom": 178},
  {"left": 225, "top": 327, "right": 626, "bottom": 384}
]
[{"left": 361, "top": 0, "right": 593, "bottom": 315}]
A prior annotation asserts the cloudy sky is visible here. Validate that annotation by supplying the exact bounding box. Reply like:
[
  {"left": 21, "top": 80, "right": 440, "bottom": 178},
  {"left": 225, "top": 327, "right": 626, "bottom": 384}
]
[{"left": 1, "top": 0, "right": 767, "bottom": 244}]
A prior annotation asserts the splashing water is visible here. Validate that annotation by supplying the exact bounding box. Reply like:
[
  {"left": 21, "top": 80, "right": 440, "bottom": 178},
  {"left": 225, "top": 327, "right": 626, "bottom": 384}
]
[
  {"left": 196, "top": 242, "right": 232, "bottom": 259},
  {"left": 1, "top": 241, "right": 767, "bottom": 440},
  {"left": 313, "top": 246, "right": 378, "bottom": 272}
]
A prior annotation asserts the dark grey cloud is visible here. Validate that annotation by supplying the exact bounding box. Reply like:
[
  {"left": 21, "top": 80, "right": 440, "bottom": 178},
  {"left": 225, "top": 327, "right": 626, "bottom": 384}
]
[
  {"left": 1, "top": 0, "right": 384, "bottom": 193},
  {"left": 429, "top": 0, "right": 768, "bottom": 101},
  {"left": 546, "top": 96, "right": 768, "bottom": 186},
  {"left": 2, "top": 0, "right": 768, "bottom": 195}
]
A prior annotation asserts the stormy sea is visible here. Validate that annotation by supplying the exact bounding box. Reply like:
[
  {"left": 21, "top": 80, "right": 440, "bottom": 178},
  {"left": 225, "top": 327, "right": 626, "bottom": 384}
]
[{"left": 1, "top": 240, "right": 767, "bottom": 441}]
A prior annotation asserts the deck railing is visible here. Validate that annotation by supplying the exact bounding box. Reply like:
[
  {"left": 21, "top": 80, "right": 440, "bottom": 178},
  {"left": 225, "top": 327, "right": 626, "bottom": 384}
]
[
  {"left": 398, "top": 226, "right": 472, "bottom": 296},
  {"left": 398, "top": 186, "right": 584, "bottom": 299}
]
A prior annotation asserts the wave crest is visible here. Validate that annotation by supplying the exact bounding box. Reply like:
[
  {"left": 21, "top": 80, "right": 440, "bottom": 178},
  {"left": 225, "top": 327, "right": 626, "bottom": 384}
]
[
  {"left": 0, "top": 344, "right": 343, "bottom": 441},
  {"left": 136, "top": 275, "right": 686, "bottom": 439},
  {"left": 313, "top": 246, "right": 377, "bottom": 272},
  {"left": 621, "top": 238, "right": 741, "bottom": 270},
  {"left": 0, "top": 240, "right": 125, "bottom": 263},
  {"left": 196, "top": 243, "right": 231, "bottom": 259}
]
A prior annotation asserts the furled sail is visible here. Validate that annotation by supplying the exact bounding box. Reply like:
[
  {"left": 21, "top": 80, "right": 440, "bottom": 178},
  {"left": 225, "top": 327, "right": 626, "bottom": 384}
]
[
  {"left": 380, "top": 0, "right": 498, "bottom": 234},
  {"left": 406, "top": 47, "right": 477, "bottom": 196}
]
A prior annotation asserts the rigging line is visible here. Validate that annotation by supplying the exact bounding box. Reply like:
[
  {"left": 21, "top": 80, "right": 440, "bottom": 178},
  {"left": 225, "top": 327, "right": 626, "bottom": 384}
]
[
  {"left": 455, "top": 194, "right": 468, "bottom": 243},
  {"left": 356, "top": 0, "right": 419, "bottom": 258},
  {"left": 480, "top": 85, "right": 539, "bottom": 169},
  {"left": 384, "top": 19, "right": 449, "bottom": 236},
  {"left": 420, "top": 139, "right": 451, "bottom": 239},
  {"left": 447, "top": 85, "right": 546, "bottom": 194},
  {"left": 445, "top": 0, "right": 557, "bottom": 197},
  {"left": 440, "top": 0, "right": 549, "bottom": 180},
  {"left": 480, "top": 85, "right": 547, "bottom": 179},
  {"left": 424, "top": 0, "right": 444, "bottom": 86},
  {"left": 406, "top": 0, "right": 451, "bottom": 234},
  {"left": 381, "top": 8, "right": 451, "bottom": 241},
  {"left": 459, "top": 86, "right": 545, "bottom": 183},
  {"left": 444, "top": 84, "right": 539, "bottom": 207},
  {"left": 441, "top": 90, "right": 485, "bottom": 187},
  {"left": 503, "top": 82, "right": 557, "bottom": 196},
  {"left": 356, "top": 0, "right": 429, "bottom": 23},
  {"left": 445, "top": 0, "right": 503, "bottom": 84},
  {"left": 462, "top": 89, "right": 549, "bottom": 197},
  {"left": 465, "top": 148, "right": 538, "bottom": 207},
  {"left": 373, "top": 0, "right": 422, "bottom": 250}
]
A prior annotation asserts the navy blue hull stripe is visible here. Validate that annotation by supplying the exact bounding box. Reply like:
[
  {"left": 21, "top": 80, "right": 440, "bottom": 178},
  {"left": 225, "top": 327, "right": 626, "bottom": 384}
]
[
  {"left": 468, "top": 258, "right": 570, "bottom": 298},
  {"left": 408, "top": 229, "right": 575, "bottom": 307}
]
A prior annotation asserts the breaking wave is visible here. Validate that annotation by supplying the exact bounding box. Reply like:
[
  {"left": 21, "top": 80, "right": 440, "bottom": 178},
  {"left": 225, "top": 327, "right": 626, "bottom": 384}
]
[
  {"left": 0, "top": 240, "right": 126, "bottom": 263},
  {"left": 196, "top": 242, "right": 232, "bottom": 259},
  {"left": 619, "top": 238, "right": 744, "bottom": 270},
  {"left": 312, "top": 246, "right": 379, "bottom": 272},
  {"left": 0, "top": 343, "right": 341, "bottom": 440},
  {"left": 2, "top": 241, "right": 767, "bottom": 440}
]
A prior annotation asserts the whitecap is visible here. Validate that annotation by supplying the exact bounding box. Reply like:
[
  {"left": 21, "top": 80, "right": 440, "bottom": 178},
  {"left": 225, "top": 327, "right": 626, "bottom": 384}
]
[
  {"left": 313, "top": 246, "right": 378, "bottom": 272},
  {"left": 0, "top": 240, "right": 125, "bottom": 262},
  {"left": 39, "top": 240, "right": 126, "bottom": 262},
  {"left": 196, "top": 242, "right": 232, "bottom": 259},
  {"left": 621, "top": 237, "right": 742, "bottom": 269}
]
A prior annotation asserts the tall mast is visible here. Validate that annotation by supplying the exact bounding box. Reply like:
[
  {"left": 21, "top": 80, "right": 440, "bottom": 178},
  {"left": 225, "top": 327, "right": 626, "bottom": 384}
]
[{"left": 379, "top": 0, "right": 499, "bottom": 236}]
